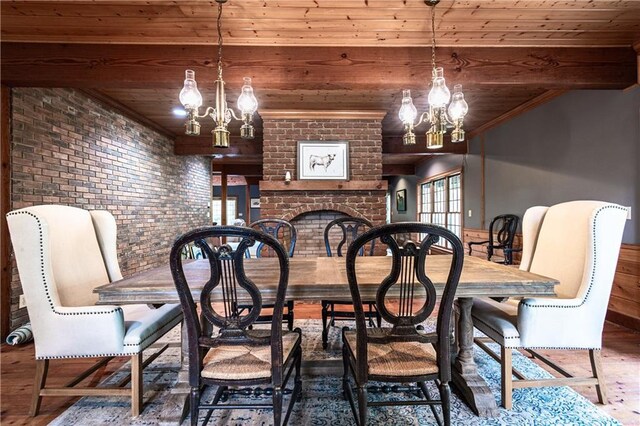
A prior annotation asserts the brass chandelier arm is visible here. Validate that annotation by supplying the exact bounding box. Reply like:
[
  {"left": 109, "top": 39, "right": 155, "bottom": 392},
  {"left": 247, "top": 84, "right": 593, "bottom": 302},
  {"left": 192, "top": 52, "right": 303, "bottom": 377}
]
[
  {"left": 397, "top": 0, "right": 467, "bottom": 147},
  {"left": 191, "top": 107, "right": 216, "bottom": 120},
  {"left": 177, "top": 0, "right": 258, "bottom": 147}
]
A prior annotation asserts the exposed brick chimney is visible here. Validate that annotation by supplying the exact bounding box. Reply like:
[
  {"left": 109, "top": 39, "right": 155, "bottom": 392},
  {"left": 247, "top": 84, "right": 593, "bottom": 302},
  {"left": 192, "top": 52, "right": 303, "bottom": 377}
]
[{"left": 259, "top": 111, "right": 388, "bottom": 257}]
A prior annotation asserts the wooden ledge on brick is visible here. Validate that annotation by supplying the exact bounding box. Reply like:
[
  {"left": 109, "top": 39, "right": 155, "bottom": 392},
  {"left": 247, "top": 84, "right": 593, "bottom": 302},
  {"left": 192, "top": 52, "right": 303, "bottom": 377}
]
[
  {"left": 259, "top": 180, "right": 387, "bottom": 192},
  {"left": 259, "top": 110, "right": 387, "bottom": 120}
]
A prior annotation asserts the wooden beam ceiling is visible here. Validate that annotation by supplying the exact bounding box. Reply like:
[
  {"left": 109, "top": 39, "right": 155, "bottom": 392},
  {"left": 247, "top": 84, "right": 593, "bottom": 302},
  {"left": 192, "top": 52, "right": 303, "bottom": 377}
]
[
  {"left": 2, "top": 44, "right": 635, "bottom": 90},
  {"left": 1, "top": 0, "right": 639, "bottom": 173}
]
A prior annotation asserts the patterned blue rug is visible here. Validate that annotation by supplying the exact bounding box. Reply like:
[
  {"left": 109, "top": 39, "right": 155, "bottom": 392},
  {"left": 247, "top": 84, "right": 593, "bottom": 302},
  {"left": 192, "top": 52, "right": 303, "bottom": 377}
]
[{"left": 51, "top": 320, "right": 620, "bottom": 425}]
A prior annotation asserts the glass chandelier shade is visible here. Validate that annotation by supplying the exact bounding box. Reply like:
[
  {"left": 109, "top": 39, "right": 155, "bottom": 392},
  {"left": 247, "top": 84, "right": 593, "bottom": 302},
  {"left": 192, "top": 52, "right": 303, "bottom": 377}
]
[
  {"left": 178, "top": 0, "right": 258, "bottom": 148},
  {"left": 398, "top": 0, "right": 468, "bottom": 149}
]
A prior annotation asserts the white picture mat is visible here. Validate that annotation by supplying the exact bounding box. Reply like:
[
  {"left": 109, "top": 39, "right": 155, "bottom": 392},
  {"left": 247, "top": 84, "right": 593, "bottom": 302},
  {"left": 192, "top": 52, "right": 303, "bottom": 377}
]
[{"left": 297, "top": 141, "right": 349, "bottom": 180}]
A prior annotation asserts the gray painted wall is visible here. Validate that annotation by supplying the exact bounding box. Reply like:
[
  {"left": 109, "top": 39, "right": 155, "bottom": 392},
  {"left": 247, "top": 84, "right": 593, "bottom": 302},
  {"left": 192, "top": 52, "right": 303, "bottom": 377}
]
[
  {"left": 417, "top": 88, "right": 639, "bottom": 244},
  {"left": 388, "top": 175, "right": 419, "bottom": 222}
]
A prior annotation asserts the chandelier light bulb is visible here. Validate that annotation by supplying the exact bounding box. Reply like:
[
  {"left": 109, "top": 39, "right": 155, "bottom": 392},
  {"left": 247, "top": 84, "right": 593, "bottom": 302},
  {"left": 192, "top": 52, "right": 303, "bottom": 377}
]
[
  {"left": 237, "top": 77, "right": 258, "bottom": 115},
  {"left": 398, "top": 89, "right": 418, "bottom": 124},
  {"left": 428, "top": 67, "right": 451, "bottom": 108},
  {"left": 448, "top": 84, "right": 469, "bottom": 121},
  {"left": 179, "top": 70, "right": 203, "bottom": 109},
  {"left": 177, "top": 1, "right": 258, "bottom": 147}
]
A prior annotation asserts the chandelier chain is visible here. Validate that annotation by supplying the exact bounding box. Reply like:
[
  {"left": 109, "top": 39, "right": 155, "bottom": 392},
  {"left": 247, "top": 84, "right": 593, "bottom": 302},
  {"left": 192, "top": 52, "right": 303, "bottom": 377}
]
[
  {"left": 430, "top": 4, "right": 436, "bottom": 73},
  {"left": 217, "top": 1, "right": 223, "bottom": 79}
]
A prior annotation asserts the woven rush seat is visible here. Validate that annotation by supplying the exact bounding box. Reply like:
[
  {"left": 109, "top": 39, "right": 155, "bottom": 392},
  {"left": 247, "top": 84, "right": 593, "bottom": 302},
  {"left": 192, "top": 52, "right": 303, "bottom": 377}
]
[
  {"left": 202, "top": 332, "right": 300, "bottom": 380},
  {"left": 344, "top": 330, "right": 438, "bottom": 377}
]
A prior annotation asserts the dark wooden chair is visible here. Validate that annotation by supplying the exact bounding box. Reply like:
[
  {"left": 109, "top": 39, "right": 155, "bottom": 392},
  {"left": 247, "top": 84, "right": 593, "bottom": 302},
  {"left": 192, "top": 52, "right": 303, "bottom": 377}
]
[
  {"left": 240, "top": 219, "right": 297, "bottom": 330},
  {"left": 321, "top": 217, "right": 381, "bottom": 349},
  {"left": 467, "top": 214, "right": 520, "bottom": 265},
  {"left": 170, "top": 226, "right": 302, "bottom": 426},
  {"left": 342, "top": 223, "right": 464, "bottom": 426}
]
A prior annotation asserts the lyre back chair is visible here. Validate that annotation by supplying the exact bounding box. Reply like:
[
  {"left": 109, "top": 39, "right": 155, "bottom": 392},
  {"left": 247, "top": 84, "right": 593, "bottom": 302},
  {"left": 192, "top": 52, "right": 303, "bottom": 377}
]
[
  {"left": 170, "top": 226, "right": 302, "bottom": 426},
  {"left": 472, "top": 201, "right": 628, "bottom": 409},
  {"left": 7, "top": 205, "right": 183, "bottom": 417},
  {"left": 240, "top": 218, "right": 297, "bottom": 330},
  {"left": 250, "top": 219, "right": 297, "bottom": 258},
  {"left": 467, "top": 214, "right": 520, "bottom": 264},
  {"left": 342, "top": 223, "right": 464, "bottom": 426},
  {"left": 321, "top": 217, "right": 381, "bottom": 349}
]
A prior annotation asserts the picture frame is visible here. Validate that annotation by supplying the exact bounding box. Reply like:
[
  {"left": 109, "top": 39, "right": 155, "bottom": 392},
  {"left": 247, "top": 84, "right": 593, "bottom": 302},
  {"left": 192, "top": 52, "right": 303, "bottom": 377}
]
[
  {"left": 297, "top": 140, "right": 349, "bottom": 180},
  {"left": 250, "top": 198, "right": 261, "bottom": 208},
  {"left": 396, "top": 189, "right": 407, "bottom": 212}
]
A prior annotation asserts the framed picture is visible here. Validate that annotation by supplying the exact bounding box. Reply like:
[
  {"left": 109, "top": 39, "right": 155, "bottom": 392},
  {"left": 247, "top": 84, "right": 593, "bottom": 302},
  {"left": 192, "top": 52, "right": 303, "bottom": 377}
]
[
  {"left": 297, "top": 141, "right": 349, "bottom": 180},
  {"left": 250, "top": 198, "right": 261, "bottom": 208},
  {"left": 396, "top": 189, "right": 407, "bottom": 212}
]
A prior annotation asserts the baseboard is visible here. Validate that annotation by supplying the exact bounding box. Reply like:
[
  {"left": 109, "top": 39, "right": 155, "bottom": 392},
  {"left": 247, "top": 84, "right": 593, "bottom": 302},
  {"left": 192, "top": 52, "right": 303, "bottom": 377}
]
[{"left": 605, "top": 309, "right": 640, "bottom": 331}]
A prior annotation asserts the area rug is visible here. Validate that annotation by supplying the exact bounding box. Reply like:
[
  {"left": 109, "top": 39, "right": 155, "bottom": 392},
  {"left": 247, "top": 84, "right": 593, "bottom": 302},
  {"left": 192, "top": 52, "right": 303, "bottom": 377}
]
[{"left": 51, "top": 320, "right": 620, "bottom": 425}]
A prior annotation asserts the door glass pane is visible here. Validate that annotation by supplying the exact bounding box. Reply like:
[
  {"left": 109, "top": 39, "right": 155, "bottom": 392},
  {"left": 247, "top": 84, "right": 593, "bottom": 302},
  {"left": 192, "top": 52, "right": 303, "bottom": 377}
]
[{"left": 212, "top": 198, "right": 237, "bottom": 225}]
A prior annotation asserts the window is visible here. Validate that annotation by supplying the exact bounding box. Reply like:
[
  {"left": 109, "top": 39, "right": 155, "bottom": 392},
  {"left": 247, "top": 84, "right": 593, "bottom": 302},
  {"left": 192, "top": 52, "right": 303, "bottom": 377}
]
[
  {"left": 418, "top": 171, "right": 462, "bottom": 249},
  {"left": 211, "top": 197, "right": 237, "bottom": 225}
]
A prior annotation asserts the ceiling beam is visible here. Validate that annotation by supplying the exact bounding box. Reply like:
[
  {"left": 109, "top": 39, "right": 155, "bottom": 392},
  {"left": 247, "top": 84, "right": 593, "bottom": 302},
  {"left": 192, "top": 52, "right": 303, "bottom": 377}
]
[
  {"left": 212, "top": 164, "right": 263, "bottom": 177},
  {"left": 383, "top": 164, "right": 415, "bottom": 176},
  {"left": 2, "top": 43, "right": 635, "bottom": 90},
  {"left": 175, "top": 136, "right": 262, "bottom": 158}
]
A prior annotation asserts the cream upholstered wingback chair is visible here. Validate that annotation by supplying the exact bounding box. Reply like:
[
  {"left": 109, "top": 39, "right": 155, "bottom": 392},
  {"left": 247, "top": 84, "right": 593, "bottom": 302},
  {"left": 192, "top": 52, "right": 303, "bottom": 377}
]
[
  {"left": 7, "top": 205, "right": 183, "bottom": 417},
  {"left": 471, "top": 201, "right": 627, "bottom": 409}
]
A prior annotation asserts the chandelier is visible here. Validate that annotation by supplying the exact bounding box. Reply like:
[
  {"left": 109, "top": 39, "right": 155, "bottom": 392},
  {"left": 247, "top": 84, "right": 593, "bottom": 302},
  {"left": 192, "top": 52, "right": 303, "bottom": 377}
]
[
  {"left": 178, "top": 0, "right": 258, "bottom": 148},
  {"left": 398, "top": 0, "right": 468, "bottom": 149}
]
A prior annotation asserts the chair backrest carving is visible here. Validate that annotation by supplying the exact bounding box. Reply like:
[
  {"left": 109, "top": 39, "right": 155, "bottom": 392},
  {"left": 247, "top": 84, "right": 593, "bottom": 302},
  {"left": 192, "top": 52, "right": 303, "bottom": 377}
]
[
  {"left": 249, "top": 219, "right": 297, "bottom": 258},
  {"left": 346, "top": 222, "right": 464, "bottom": 382},
  {"left": 324, "top": 217, "right": 374, "bottom": 257},
  {"left": 170, "top": 226, "right": 290, "bottom": 383},
  {"left": 489, "top": 214, "right": 519, "bottom": 249}
]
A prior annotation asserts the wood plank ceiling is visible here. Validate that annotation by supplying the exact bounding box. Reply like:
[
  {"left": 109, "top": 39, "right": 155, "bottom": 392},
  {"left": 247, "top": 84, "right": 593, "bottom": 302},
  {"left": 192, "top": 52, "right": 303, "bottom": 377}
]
[{"left": 2, "top": 0, "right": 639, "bottom": 173}]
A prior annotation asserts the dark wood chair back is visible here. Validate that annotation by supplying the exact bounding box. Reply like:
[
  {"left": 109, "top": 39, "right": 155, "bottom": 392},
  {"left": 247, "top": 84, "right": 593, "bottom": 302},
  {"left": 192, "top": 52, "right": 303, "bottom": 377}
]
[
  {"left": 490, "top": 214, "right": 519, "bottom": 249},
  {"left": 468, "top": 214, "right": 520, "bottom": 264},
  {"left": 249, "top": 219, "right": 297, "bottom": 258},
  {"left": 170, "top": 226, "right": 290, "bottom": 386},
  {"left": 324, "top": 217, "right": 375, "bottom": 257},
  {"left": 346, "top": 222, "right": 464, "bottom": 383}
]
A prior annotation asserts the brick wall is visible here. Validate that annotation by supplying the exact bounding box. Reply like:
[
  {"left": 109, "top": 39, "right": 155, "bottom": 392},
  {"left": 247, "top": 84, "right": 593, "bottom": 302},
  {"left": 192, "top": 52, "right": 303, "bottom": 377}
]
[
  {"left": 260, "top": 116, "right": 386, "bottom": 255},
  {"left": 291, "top": 211, "right": 347, "bottom": 257},
  {"left": 262, "top": 119, "right": 383, "bottom": 181},
  {"left": 8, "top": 88, "right": 211, "bottom": 328}
]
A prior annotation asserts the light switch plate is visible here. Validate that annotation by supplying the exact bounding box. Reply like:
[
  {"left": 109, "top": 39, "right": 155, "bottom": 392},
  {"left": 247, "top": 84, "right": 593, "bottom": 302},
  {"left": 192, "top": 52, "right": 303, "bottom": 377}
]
[
  {"left": 627, "top": 206, "right": 632, "bottom": 220},
  {"left": 19, "top": 295, "right": 26, "bottom": 309}
]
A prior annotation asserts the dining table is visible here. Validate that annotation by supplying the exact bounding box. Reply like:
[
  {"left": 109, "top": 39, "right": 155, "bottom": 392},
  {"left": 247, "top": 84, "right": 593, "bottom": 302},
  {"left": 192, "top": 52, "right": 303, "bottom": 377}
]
[{"left": 95, "top": 255, "right": 557, "bottom": 424}]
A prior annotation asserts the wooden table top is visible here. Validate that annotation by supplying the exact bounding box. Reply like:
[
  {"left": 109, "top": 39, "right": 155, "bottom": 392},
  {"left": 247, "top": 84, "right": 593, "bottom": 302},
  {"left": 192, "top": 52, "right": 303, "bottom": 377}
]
[{"left": 94, "top": 256, "right": 557, "bottom": 305}]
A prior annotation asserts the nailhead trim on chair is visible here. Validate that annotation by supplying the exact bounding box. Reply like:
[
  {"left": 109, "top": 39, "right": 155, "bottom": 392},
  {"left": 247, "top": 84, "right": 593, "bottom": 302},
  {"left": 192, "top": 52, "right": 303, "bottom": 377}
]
[
  {"left": 472, "top": 313, "right": 599, "bottom": 350},
  {"left": 518, "top": 205, "right": 626, "bottom": 310},
  {"left": 471, "top": 315, "right": 521, "bottom": 341},
  {"left": 38, "top": 310, "right": 183, "bottom": 360},
  {"left": 7, "top": 210, "right": 123, "bottom": 318}
]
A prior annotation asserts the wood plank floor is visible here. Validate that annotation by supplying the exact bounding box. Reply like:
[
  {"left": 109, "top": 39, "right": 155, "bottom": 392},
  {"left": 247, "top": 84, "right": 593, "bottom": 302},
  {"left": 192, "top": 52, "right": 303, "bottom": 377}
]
[{"left": 1, "top": 302, "right": 639, "bottom": 425}]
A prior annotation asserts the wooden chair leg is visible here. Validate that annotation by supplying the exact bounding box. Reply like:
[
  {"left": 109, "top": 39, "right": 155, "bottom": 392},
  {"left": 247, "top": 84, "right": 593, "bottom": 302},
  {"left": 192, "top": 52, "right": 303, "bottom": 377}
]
[
  {"left": 273, "top": 386, "right": 283, "bottom": 426},
  {"left": 501, "top": 346, "right": 513, "bottom": 409},
  {"left": 439, "top": 381, "right": 451, "bottom": 426},
  {"left": 321, "top": 301, "right": 329, "bottom": 349},
  {"left": 589, "top": 349, "right": 608, "bottom": 404},
  {"left": 287, "top": 301, "right": 294, "bottom": 331},
  {"left": 131, "top": 352, "right": 143, "bottom": 417},
  {"left": 190, "top": 386, "right": 200, "bottom": 426},
  {"left": 30, "top": 359, "right": 49, "bottom": 416},
  {"left": 357, "top": 385, "right": 368, "bottom": 426}
]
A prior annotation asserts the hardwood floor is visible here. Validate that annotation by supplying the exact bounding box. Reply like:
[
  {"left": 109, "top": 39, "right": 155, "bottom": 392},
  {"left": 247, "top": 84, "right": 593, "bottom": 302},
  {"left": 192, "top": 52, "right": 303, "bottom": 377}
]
[{"left": 1, "top": 302, "right": 639, "bottom": 425}]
